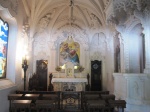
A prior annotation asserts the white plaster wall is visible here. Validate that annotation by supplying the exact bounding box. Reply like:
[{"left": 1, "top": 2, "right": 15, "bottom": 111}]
[
  {"left": 0, "top": 86, "right": 16, "bottom": 112},
  {"left": 0, "top": 1, "right": 27, "bottom": 111}
]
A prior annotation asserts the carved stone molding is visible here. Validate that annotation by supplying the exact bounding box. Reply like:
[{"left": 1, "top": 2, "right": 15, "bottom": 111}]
[
  {"left": 90, "top": 51, "right": 104, "bottom": 61},
  {"left": 106, "top": 0, "right": 149, "bottom": 25},
  {"left": 0, "top": 0, "right": 18, "bottom": 16},
  {"left": 52, "top": 24, "right": 89, "bottom": 50},
  {"left": 89, "top": 13, "right": 102, "bottom": 29},
  {"left": 114, "top": 0, "right": 137, "bottom": 12},
  {"left": 33, "top": 30, "right": 50, "bottom": 58},
  {"left": 134, "top": 6, "right": 150, "bottom": 26}
]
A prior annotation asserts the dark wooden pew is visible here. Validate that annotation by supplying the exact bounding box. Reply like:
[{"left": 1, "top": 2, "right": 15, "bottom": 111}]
[
  {"left": 60, "top": 91, "right": 83, "bottom": 112},
  {"left": 8, "top": 91, "right": 126, "bottom": 112},
  {"left": 82, "top": 91, "right": 109, "bottom": 112},
  {"left": 8, "top": 91, "right": 60, "bottom": 112},
  {"left": 108, "top": 100, "right": 126, "bottom": 112}
]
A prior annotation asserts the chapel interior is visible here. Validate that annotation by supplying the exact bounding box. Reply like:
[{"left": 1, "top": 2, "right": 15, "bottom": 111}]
[{"left": 0, "top": 0, "right": 150, "bottom": 112}]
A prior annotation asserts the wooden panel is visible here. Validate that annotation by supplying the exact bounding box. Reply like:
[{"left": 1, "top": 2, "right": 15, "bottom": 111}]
[
  {"left": 36, "top": 60, "right": 48, "bottom": 91},
  {"left": 91, "top": 60, "right": 102, "bottom": 91}
]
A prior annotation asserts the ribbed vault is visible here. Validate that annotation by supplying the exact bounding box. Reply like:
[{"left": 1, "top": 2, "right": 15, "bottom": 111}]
[{"left": 22, "top": 0, "right": 110, "bottom": 36}]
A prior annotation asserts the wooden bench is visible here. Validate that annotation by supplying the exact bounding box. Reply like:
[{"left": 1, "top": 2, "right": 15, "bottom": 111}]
[
  {"left": 8, "top": 91, "right": 126, "bottom": 112},
  {"left": 60, "top": 91, "right": 83, "bottom": 112},
  {"left": 9, "top": 91, "right": 60, "bottom": 112},
  {"left": 82, "top": 91, "right": 109, "bottom": 112},
  {"left": 108, "top": 100, "right": 126, "bottom": 112},
  {"left": 86, "top": 100, "right": 106, "bottom": 112}
]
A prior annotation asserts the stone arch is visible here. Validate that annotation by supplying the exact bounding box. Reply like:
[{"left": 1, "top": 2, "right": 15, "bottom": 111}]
[{"left": 129, "top": 23, "right": 143, "bottom": 73}]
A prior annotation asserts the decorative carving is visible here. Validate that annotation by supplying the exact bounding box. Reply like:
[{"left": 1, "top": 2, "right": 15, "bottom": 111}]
[
  {"left": 33, "top": 10, "right": 56, "bottom": 57},
  {"left": 52, "top": 24, "right": 88, "bottom": 50},
  {"left": 38, "top": 12, "right": 55, "bottom": 33},
  {"left": 132, "top": 81, "right": 139, "bottom": 99},
  {"left": 89, "top": 13, "right": 102, "bottom": 29},
  {"left": 134, "top": 6, "right": 150, "bottom": 26},
  {"left": 114, "top": 0, "right": 137, "bottom": 12},
  {"left": 91, "top": 51, "right": 103, "bottom": 61},
  {"left": 106, "top": 0, "right": 149, "bottom": 26}
]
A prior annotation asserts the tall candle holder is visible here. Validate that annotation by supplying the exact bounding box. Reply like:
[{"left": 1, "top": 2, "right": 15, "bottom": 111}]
[{"left": 22, "top": 58, "right": 28, "bottom": 91}]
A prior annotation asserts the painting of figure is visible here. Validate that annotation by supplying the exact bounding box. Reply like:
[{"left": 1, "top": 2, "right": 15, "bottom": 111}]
[
  {"left": 0, "top": 18, "right": 9, "bottom": 78},
  {"left": 59, "top": 38, "right": 80, "bottom": 66}
]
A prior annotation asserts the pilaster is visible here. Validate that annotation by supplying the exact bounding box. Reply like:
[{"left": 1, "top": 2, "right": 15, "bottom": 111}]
[{"left": 118, "top": 33, "right": 125, "bottom": 73}]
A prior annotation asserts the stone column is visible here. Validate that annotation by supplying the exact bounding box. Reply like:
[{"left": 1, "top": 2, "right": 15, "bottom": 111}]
[
  {"left": 118, "top": 33, "right": 125, "bottom": 73},
  {"left": 134, "top": 6, "right": 150, "bottom": 73}
]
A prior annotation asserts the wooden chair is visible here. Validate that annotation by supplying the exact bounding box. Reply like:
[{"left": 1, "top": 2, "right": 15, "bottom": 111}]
[{"left": 28, "top": 73, "right": 40, "bottom": 91}]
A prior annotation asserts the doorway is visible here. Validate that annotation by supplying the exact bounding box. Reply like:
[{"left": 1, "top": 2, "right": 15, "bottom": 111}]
[{"left": 91, "top": 60, "right": 102, "bottom": 91}]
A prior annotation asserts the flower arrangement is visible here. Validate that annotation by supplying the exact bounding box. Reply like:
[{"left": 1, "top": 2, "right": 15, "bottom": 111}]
[
  {"left": 55, "top": 66, "right": 62, "bottom": 72},
  {"left": 77, "top": 66, "right": 84, "bottom": 72}
]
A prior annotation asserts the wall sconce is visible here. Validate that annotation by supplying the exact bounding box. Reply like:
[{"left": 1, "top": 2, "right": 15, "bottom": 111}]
[{"left": 22, "top": 55, "right": 28, "bottom": 91}]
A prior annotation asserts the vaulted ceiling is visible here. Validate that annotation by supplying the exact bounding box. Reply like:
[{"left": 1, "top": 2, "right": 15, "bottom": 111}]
[{"left": 22, "top": 0, "right": 110, "bottom": 34}]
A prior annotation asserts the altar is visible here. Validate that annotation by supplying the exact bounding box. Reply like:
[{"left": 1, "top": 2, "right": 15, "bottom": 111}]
[
  {"left": 52, "top": 78, "right": 87, "bottom": 91},
  {"left": 51, "top": 54, "right": 88, "bottom": 91}
]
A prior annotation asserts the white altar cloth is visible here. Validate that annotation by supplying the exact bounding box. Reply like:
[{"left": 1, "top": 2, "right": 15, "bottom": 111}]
[
  {"left": 52, "top": 78, "right": 87, "bottom": 91},
  {"left": 52, "top": 78, "right": 87, "bottom": 83}
]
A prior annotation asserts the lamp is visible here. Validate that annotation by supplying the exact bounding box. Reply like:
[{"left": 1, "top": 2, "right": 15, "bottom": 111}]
[{"left": 22, "top": 55, "right": 28, "bottom": 91}]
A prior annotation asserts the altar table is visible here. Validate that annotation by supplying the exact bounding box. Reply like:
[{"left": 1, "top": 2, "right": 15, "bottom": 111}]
[{"left": 52, "top": 78, "right": 87, "bottom": 91}]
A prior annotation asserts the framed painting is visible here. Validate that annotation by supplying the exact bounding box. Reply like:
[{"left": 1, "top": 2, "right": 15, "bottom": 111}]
[
  {"left": 59, "top": 37, "right": 80, "bottom": 66},
  {"left": 0, "top": 18, "right": 9, "bottom": 78}
]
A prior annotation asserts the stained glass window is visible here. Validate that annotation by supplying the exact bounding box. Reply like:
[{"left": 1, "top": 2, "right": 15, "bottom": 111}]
[{"left": 0, "top": 18, "right": 9, "bottom": 78}]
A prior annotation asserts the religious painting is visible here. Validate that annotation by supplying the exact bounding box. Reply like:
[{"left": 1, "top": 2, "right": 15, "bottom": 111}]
[
  {"left": 59, "top": 37, "right": 80, "bottom": 66},
  {"left": 0, "top": 18, "right": 9, "bottom": 78}
]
